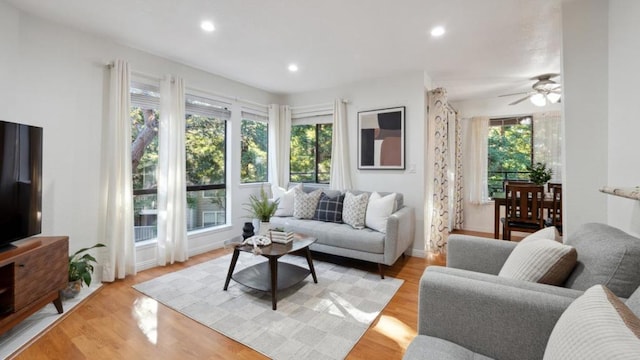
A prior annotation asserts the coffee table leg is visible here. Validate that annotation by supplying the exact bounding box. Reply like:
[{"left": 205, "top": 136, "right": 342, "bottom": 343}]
[
  {"left": 223, "top": 248, "right": 240, "bottom": 291},
  {"left": 269, "top": 257, "right": 278, "bottom": 310},
  {"left": 305, "top": 247, "right": 318, "bottom": 283}
]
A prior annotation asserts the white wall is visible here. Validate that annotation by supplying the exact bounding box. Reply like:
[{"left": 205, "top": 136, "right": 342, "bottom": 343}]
[
  {"left": 607, "top": 0, "right": 640, "bottom": 235},
  {"left": 561, "top": 0, "right": 610, "bottom": 234},
  {"left": 0, "top": 1, "right": 283, "bottom": 269},
  {"left": 453, "top": 97, "right": 561, "bottom": 233},
  {"left": 283, "top": 71, "right": 427, "bottom": 255}
]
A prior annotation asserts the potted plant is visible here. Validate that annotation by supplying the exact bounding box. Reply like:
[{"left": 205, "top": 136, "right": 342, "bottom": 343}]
[
  {"left": 62, "top": 243, "right": 106, "bottom": 299},
  {"left": 243, "top": 185, "right": 279, "bottom": 235},
  {"left": 528, "top": 162, "right": 552, "bottom": 185}
]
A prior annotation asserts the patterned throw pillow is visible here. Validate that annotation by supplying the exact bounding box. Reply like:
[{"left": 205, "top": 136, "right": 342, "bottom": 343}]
[
  {"left": 293, "top": 188, "right": 322, "bottom": 219},
  {"left": 343, "top": 192, "right": 369, "bottom": 229},
  {"left": 313, "top": 193, "right": 345, "bottom": 223},
  {"left": 498, "top": 239, "right": 577, "bottom": 285},
  {"left": 544, "top": 285, "right": 640, "bottom": 359}
]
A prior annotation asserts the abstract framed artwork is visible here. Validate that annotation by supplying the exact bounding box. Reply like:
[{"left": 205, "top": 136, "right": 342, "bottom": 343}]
[{"left": 357, "top": 106, "right": 405, "bottom": 170}]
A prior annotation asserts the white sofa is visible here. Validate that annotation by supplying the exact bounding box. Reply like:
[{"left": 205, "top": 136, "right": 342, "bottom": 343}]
[{"left": 269, "top": 188, "right": 415, "bottom": 278}]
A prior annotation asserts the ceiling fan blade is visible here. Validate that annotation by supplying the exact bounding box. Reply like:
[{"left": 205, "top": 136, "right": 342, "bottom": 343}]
[
  {"left": 499, "top": 91, "right": 529, "bottom": 97},
  {"left": 509, "top": 95, "right": 531, "bottom": 105}
]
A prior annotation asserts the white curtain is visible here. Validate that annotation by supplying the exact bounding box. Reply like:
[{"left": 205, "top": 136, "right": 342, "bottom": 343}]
[
  {"left": 268, "top": 104, "right": 281, "bottom": 188},
  {"left": 157, "top": 76, "right": 188, "bottom": 266},
  {"left": 278, "top": 106, "right": 292, "bottom": 186},
  {"left": 533, "top": 111, "right": 562, "bottom": 183},
  {"left": 330, "top": 99, "right": 353, "bottom": 191},
  {"left": 469, "top": 117, "right": 490, "bottom": 204},
  {"left": 101, "top": 59, "right": 136, "bottom": 282}
]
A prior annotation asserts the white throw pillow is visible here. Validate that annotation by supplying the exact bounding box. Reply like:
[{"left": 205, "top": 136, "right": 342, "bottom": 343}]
[
  {"left": 272, "top": 184, "right": 302, "bottom": 217},
  {"left": 498, "top": 239, "right": 577, "bottom": 285},
  {"left": 365, "top": 192, "right": 396, "bottom": 233},
  {"left": 343, "top": 192, "right": 369, "bottom": 230},
  {"left": 544, "top": 285, "right": 640, "bottom": 360},
  {"left": 293, "top": 188, "right": 322, "bottom": 219},
  {"left": 521, "top": 226, "right": 563, "bottom": 243}
]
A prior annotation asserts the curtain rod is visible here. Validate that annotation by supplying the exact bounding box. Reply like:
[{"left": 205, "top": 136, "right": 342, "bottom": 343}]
[{"left": 106, "top": 63, "right": 268, "bottom": 108}]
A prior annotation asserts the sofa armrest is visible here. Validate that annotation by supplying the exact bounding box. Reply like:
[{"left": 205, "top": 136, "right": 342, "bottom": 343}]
[
  {"left": 418, "top": 267, "right": 578, "bottom": 360},
  {"left": 446, "top": 235, "right": 517, "bottom": 275},
  {"left": 384, "top": 206, "right": 415, "bottom": 265}
]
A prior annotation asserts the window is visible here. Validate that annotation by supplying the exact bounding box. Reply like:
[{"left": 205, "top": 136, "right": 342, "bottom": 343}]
[
  {"left": 289, "top": 117, "right": 332, "bottom": 184},
  {"left": 240, "top": 110, "right": 268, "bottom": 183},
  {"left": 184, "top": 93, "right": 229, "bottom": 232},
  {"left": 130, "top": 81, "right": 160, "bottom": 242},
  {"left": 487, "top": 116, "right": 532, "bottom": 198}
]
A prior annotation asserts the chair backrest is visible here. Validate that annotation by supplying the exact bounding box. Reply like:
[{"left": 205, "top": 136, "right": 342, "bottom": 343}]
[
  {"left": 505, "top": 184, "right": 545, "bottom": 227},
  {"left": 503, "top": 180, "right": 532, "bottom": 192},
  {"left": 550, "top": 184, "right": 562, "bottom": 227}
]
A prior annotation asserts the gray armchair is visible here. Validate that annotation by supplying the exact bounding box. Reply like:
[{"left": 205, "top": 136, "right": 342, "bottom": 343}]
[{"left": 404, "top": 223, "right": 640, "bottom": 360}]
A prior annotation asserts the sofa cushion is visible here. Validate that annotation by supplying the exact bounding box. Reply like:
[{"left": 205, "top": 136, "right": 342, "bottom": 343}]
[
  {"left": 272, "top": 183, "right": 302, "bottom": 217},
  {"left": 293, "top": 188, "right": 322, "bottom": 219},
  {"left": 403, "top": 335, "right": 494, "bottom": 360},
  {"left": 498, "top": 239, "right": 577, "bottom": 286},
  {"left": 544, "top": 285, "right": 640, "bottom": 360},
  {"left": 343, "top": 192, "right": 369, "bottom": 229},
  {"left": 365, "top": 192, "right": 396, "bottom": 233},
  {"left": 269, "top": 217, "right": 385, "bottom": 254},
  {"left": 312, "top": 193, "right": 345, "bottom": 223},
  {"left": 563, "top": 223, "right": 640, "bottom": 298}
]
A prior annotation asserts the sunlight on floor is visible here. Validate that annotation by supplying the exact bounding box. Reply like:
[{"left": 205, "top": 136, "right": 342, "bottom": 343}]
[
  {"left": 132, "top": 297, "right": 158, "bottom": 345},
  {"left": 329, "top": 292, "right": 378, "bottom": 323},
  {"left": 373, "top": 315, "right": 416, "bottom": 348}
]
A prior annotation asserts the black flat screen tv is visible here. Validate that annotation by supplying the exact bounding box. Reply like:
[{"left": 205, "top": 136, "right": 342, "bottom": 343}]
[{"left": 0, "top": 120, "right": 42, "bottom": 249}]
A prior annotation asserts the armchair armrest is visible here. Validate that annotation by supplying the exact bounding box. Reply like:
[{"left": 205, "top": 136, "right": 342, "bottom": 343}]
[
  {"left": 418, "top": 267, "right": 579, "bottom": 360},
  {"left": 384, "top": 206, "right": 415, "bottom": 265},
  {"left": 447, "top": 235, "right": 517, "bottom": 275}
]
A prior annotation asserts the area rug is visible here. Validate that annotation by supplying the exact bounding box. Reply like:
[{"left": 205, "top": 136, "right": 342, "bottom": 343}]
[{"left": 133, "top": 253, "right": 403, "bottom": 360}]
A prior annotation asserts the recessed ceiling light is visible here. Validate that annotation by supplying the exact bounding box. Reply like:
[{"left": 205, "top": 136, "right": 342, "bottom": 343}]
[
  {"left": 288, "top": 64, "right": 299, "bottom": 72},
  {"left": 201, "top": 21, "right": 215, "bottom": 32},
  {"left": 430, "top": 26, "right": 445, "bottom": 37}
]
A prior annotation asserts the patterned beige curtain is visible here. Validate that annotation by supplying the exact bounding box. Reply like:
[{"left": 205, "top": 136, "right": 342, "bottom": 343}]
[
  {"left": 453, "top": 113, "right": 464, "bottom": 229},
  {"left": 425, "top": 88, "right": 463, "bottom": 254}
]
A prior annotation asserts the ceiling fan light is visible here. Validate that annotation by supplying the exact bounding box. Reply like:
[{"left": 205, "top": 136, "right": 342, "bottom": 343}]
[
  {"left": 530, "top": 93, "right": 547, "bottom": 107},
  {"left": 547, "top": 92, "right": 561, "bottom": 103}
]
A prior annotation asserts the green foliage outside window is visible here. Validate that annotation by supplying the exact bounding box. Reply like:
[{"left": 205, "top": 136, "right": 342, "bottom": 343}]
[
  {"left": 289, "top": 123, "right": 332, "bottom": 184},
  {"left": 240, "top": 120, "right": 268, "bottom": 183},
  {"left": 488, "top": 122, "right": 532, "bottom": 197}
]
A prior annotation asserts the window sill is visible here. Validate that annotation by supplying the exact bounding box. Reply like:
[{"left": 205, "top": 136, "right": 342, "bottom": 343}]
[{"left": 134, "top": 224, "right": 233, "bottom": 247}]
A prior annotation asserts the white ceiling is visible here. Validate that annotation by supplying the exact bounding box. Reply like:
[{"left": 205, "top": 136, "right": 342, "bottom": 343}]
[{"left": 5, "top": 0, "right": 563, "bottom": 101}]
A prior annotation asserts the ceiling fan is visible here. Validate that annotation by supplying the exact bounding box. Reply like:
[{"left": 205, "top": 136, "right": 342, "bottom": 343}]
[{"left": 499, "top": 73, "right": 562, "bottom": 106}]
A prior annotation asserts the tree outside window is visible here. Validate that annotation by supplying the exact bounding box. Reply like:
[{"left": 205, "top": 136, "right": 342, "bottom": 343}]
[
  {"left": 289, "top": 123, "right": 332, "bottom": 184},
  {"left": 487, "top": 117, "right": 532, "bottom": 198},
  {"left": 240, "top": 119, "right": 268, "bottom": 183}
]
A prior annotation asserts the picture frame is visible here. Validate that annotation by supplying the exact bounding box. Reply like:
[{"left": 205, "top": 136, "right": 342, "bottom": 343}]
[{"left": 357, "top": 106, "right": 405, "bottom": 170}]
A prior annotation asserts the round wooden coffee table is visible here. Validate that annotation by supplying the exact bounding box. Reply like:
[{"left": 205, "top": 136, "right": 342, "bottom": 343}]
[{"left": 223, "top": 234, "right": 318, "bottom": 310}]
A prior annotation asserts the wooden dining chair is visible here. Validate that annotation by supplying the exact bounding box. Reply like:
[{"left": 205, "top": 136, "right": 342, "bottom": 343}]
[
  {"left": 501, "top": 184, "right": 545, "bottom": 240},
  {"left": 545, "top": 184, "right": 563, "bottom": 234}
]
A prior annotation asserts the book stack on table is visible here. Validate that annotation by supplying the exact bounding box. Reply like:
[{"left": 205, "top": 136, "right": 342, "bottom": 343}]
[{"left": 269, "top": 229, "right": 294, "bottom": 244}]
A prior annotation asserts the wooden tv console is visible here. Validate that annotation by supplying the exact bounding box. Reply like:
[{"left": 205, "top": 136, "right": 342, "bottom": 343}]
[{"left": 0, "top": 236, "right": 68, "bottom": 336}]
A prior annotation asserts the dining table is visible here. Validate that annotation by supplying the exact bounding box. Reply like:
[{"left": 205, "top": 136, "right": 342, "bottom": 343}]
[{"left": 493, "top": 194, "right": 555, "bottom": 239}]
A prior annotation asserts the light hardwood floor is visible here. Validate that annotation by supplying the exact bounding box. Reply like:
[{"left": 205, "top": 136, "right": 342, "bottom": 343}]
[{"left": 9, "top": 234, "right": 471, "bottom": 359}]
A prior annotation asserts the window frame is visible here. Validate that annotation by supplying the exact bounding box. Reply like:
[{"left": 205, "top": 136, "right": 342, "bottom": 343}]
[
  {"left": 487, "top": 115, "right": 534, "bottom": 198},
  {"left": 240, "top": 109, "right": 269, "bottom": 184},
  {"left": 184, "top": 92, "right": 230, "bottom": 232},
  {"left": 289, "top": 114, "right": 333, "bottom": 185}
]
